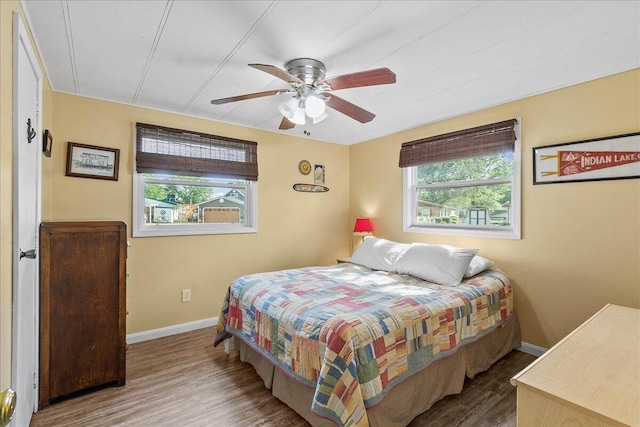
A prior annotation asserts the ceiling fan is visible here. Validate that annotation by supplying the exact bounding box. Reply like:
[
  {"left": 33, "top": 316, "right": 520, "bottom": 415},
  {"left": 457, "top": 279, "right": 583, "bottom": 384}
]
[{"left": 211, "top": 58, "right": 396, "bottom": 130}]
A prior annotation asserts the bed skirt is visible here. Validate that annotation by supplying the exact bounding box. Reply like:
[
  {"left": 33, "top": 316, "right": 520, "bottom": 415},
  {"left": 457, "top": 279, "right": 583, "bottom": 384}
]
[{"left": 229, "top": 312, "right": 521, "bottom": 427}]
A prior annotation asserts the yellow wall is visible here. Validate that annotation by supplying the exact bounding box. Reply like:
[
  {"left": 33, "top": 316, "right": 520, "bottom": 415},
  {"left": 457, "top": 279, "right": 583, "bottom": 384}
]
[
  {"left": 0, "top": 1, "right": 54, "bottom": 390},
  {"left": 50, "top": 92, "right": 350, "bottom": 334},
  {"left": 350, "top": 69, "right": 640, "bottom": 349}
]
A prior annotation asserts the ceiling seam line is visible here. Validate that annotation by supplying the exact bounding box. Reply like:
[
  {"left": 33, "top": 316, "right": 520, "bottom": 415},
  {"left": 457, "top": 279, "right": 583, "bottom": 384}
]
[
  {"left": 365, "top": 19, "right": 634, "bottom": 130},
  {"left": 62, "top": 0, "right": 79, "bottom": 93},
  {"left": 180, "top": 0, "right": 280, "bottom": 112},
  {"left": 369, "top": 0, "right": 605, "bottom": 109},
  {"left": 306, "top": 1, "right": 387, "bottom": 61},
  {"left": 364, "top": 0, "right": 490, "bottom": 70},
  {"left": 132, "top": 0, "right": 174, "bottom": 105}
]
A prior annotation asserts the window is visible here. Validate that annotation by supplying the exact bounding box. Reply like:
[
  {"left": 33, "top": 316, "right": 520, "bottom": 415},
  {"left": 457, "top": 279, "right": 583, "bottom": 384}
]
[
  {"left": 133, "top": 123, "right": 258, "bottom": 237},
  {"left": 401, "top": 119, "right": 521, "bottom": 239}
]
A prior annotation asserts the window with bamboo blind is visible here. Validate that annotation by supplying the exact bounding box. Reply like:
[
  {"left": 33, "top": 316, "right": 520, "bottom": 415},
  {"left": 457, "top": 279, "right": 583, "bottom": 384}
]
[
  {"left": 132, "top": 123, "right": 258, "bottom": 237},
  {"left": 400, "top": 119, "right": 521, "bottom": 239}
]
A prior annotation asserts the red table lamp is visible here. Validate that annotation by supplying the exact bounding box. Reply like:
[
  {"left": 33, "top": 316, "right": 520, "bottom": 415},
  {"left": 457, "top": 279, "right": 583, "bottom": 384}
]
[{"left": 353, "top": 218, "right": 373, "bottom": 240}]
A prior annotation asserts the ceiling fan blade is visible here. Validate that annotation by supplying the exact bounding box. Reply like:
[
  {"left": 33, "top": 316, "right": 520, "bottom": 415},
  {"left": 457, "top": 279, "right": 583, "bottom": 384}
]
[
  {"left": 279, "top": 117, "right": 296, "bottom": 130},
  {"left": 325, "top": 94, "right": 375, "bottom": 123},
  {"left": 318, "top": 68, "right": 396, "bottom": 91},
  {"left": 249, "top": 64, "right": 304, "bottom": 85},
  {"left": 211, "top": 89, "right": 288, "bottom": 105}
]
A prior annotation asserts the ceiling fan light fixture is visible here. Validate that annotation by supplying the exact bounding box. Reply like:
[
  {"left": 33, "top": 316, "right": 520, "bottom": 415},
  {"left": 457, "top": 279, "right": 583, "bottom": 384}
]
[
  {"left": 277, "top": 98, "right": 298, "bottom": 119},
  {"left": 212, "top": 59, "right": 396, "bottom": 130},
  {"left": 291, "top": 106, "right": 306, "bottom": 125},
  {"left": 304, "top": 94, "right": 326, "bottom": 118}
]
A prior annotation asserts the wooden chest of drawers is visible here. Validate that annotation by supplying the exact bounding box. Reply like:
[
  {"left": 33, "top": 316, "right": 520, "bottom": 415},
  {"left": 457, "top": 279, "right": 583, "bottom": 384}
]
[{"left": 39, "top": 221, "right": 127, "bottom": 407}]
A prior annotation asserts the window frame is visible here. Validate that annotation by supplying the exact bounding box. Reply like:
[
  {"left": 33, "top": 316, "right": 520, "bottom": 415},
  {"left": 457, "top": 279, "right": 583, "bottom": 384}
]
[
  {"left": 133, "top": 173, "right": 257, "bottom": 237},
  {"left": 403, "top": 120, "right": 521, "bottom": 240}
]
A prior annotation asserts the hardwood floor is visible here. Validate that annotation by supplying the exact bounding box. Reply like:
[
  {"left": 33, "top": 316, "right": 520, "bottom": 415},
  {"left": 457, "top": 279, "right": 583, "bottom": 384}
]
[
  {"left": 411, "top": 350, "right": 535, "bottom": 427},
  {"left": 30, "top": 327, "right": 536, "bottom": 427}
]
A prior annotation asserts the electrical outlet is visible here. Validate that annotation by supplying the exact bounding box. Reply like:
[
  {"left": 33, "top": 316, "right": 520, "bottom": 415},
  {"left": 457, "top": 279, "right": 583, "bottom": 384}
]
[{"left": 181, "top": 289, "right": 191, "bottom": 303}]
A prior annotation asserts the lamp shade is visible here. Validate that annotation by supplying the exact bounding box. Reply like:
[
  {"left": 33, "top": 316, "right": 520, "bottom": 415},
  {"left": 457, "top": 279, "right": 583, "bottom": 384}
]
[
  {"left": 304, "top": 94, "right": 326, "bottom": 118},
  {"left": 290, "top": 106, "right": 306, "bottom": 125},
  {"left": 277, "top": 98, "right": 298, "bottom": 119},
  {"left": 353, "top": 218, "right": 373, "bottom": 234}
]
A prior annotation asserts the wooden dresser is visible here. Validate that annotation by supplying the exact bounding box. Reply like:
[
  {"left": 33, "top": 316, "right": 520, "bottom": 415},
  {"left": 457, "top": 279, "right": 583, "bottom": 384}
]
[
  {"left": 39, "top": 221, "right": 127, "bottom": 408},
  {"left": 511, "top": 304, "right": 640, "bottom": 426}
]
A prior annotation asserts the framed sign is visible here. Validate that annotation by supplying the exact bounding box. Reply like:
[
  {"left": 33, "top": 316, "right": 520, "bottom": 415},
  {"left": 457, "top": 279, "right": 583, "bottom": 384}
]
[
  {"left": 43, "top": 129, "right": 53, "bottom": 157},
  {"left": 533, "top": 132, "right": 640, "bottom": 184},
  {"left": 66, "top": 142, "right": 120, "bottom": 181},
  {"left": 314, "top": 164, "right": 325, "bottom": 184}
]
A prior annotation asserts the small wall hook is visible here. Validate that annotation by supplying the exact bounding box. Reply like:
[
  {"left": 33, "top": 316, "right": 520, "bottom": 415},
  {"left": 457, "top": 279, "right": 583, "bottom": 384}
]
[{"left": 27, "top": 118, "right": 36, "bottom": 143}]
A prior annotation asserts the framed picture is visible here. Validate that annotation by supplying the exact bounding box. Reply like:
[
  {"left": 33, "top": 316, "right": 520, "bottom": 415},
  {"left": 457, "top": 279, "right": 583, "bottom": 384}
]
[
  {"left": 314, "top": 164, "right": 325, "bottom": 184},
  {"left": 533, "top": 132, "right": 640, "bottom": 185},
  {"left": 43, "top": 129, "right": 53, "bottom": 157},
  {"left": 66, "top": 142, "right": 120, "bottom": 181}
]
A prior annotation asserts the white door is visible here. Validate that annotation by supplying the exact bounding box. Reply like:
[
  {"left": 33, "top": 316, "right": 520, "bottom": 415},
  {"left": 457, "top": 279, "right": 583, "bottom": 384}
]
[{"left": 11, "top": 12, "right": 43, "bottom": 427}]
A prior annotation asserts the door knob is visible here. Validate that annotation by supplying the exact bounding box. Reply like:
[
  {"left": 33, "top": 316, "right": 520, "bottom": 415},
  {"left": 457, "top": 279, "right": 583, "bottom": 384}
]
[
  {"left": 19, "top": 248, "right": 37, "bottom": 259},
  {"left": 0, "top": 388, "right": 16, "bottom": 427}
]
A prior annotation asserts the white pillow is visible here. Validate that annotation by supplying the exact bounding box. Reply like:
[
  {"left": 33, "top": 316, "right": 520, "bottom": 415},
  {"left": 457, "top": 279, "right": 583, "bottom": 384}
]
[
  {"left": 464, "top": 255, "right": 493, "bottom": 278},
  {"left": 349, "top": 236, "right": 409, "bottom": 271},
  {"left": 394, "top": 243, "right": 478, "bottom": 286}
]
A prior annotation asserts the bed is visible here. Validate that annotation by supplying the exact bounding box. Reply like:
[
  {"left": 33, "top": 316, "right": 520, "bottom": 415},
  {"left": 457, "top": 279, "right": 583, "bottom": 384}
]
[{"left": 214, "top": 240, "right": 520, "bottom": 427}]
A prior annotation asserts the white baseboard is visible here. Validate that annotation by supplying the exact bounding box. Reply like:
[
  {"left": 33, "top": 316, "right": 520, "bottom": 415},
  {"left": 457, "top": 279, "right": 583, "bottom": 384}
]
[
  {"left": 127, "top": 317, "right": 218, "bottom": 344},
  {"left": 517, "top": 341, "right": 547, "bottom": 357}
]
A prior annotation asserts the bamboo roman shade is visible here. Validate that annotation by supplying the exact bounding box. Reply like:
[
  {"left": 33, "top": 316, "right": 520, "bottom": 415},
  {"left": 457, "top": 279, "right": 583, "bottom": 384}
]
[
  {"left": 398, "top": 119, "right": 517, "bottom": 168},
  {"left": 136, "top": 122, "right": 258, "bottom": 181}
]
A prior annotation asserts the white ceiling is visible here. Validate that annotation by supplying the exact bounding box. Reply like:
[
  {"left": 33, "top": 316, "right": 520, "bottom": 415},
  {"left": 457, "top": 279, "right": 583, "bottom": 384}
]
[{"left": 22, "top": 1, "right": 640, "bottom": 145}]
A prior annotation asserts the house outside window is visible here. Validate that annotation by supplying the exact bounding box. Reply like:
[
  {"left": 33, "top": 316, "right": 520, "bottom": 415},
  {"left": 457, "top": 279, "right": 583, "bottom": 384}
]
[
  {"left": 133, "top": 123, "right": 258, "bottom": 237},
  {"left": 402, "top": 119, "right": 521, "bottom": 239}
]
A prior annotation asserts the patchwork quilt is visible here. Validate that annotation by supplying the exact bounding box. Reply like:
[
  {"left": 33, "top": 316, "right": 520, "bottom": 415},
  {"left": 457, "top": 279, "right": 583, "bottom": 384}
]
[{"left": 215, "top": 263, "right": 513, "bottom": 427}]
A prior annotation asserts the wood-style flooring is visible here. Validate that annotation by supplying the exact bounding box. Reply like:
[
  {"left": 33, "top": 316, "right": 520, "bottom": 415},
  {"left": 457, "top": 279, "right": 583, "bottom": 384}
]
[{"left": 30, "top": 327, "right": 536, "bottom": 427}]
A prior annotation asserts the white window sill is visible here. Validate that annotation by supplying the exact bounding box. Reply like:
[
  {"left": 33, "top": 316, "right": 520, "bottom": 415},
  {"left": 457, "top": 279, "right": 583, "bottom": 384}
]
[
  {"left": 404, "top": 224, "right": 520, "bottom": 240},
  {"left": 132, "top": 224, "right": 257, "bottom": 238}
]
